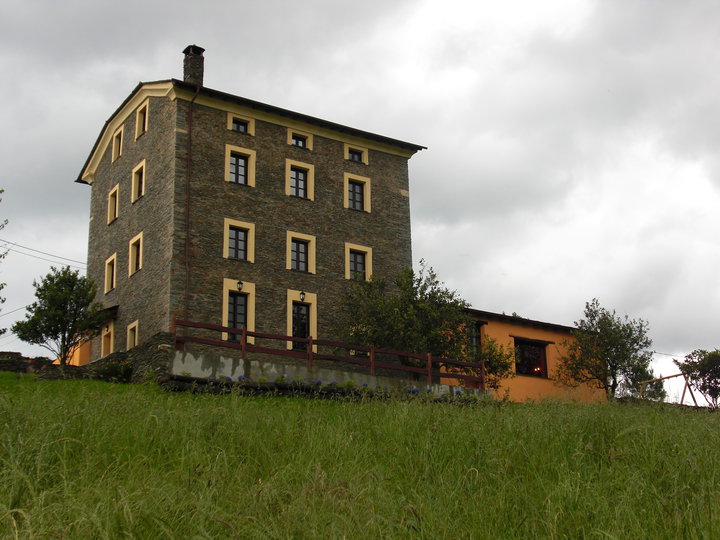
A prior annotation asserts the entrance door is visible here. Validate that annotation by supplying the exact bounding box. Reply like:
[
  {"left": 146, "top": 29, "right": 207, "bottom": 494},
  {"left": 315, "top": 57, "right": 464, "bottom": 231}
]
[{"left": 292, "top": 302, "right": 309, "bottom": 350}]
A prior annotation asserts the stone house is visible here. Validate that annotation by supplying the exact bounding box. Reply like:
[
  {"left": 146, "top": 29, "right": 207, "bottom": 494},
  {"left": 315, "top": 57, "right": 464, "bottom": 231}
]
[{"left": 76, "top": 45, "right": 424, "bottom": 362}]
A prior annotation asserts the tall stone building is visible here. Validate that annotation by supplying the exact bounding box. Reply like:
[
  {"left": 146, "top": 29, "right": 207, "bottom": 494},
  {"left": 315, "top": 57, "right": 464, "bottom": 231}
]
[{"left": 77, "top": 45, "right": 424, "bottom": 360}]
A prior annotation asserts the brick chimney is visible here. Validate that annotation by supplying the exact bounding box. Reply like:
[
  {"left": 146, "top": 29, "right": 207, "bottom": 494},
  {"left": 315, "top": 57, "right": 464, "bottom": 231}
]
[{"left": 183, "top": 45, "right": 205, "bottom": 87}]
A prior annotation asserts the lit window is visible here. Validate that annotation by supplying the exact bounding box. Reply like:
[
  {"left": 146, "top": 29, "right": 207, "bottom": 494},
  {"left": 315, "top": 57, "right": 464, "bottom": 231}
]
[
  {"left": 107, "top": 184, "right": 119, "bottom": 224},
  {"left": 104, "top": 254, "right": 117, "bottom": 293},
  {"left": 135, "top": 100, "right": 149, "bottom": 139},
  {"left": 343, "top": 173, "right": 371, "bottom": 212},
  {"left": 101, "top": 321, "right": 114, "bottom": 357},
  {"left": 514, "top": 339, "right": 548, "bottom": 378},
  {"left": 126, "top": 320, "right": 139, "bottom": 350},
  {"left": 112, "top": 127, "right": 124, "bottom": 162},
  {"left": 285, "top": 160, "right": 314, "bottom": 200},
  {"left": 225, "top": 145, "right": 256, "bottom": 187},
  {"left": 131, "top": 160, "right": 146, "bottom": 202},
  {"left": 286, "top": 231, "right": 316, "bottom": 274},
  {"left": 287, "top": 129, "right": 313, "bottom": 150},
  {"left": 344, "top": 143, "right": 368, "bottom": 164},
  {"left": 223, "top": 218, "right": 255, "bottom": 262},
  {"left": 227, "top": 113, "right": 255, "bottom": 135},
  {"left": 344, "top": 243, "right": 372, "bottom": 281},
  {"left": 128, "top": 232, "right": 143, "bottom": 276}
]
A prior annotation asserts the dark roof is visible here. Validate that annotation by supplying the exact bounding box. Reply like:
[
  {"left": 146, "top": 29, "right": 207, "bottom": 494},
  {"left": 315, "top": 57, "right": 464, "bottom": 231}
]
[
  {"left": 76, "top": 79, "right": 425, "bottom": 184},
  {"left": 465, "top": 307, "right": 575, "bottom": 334},
  {"left": 170, "top": 79, "right": 426, "bottom": 151}
]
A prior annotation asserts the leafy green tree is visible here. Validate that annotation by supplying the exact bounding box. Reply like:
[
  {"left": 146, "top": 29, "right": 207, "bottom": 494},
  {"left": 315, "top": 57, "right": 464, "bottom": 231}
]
[
  {"left": 474, "top": 335, "right": 515, "bottom": 390},
  {"left": 343, "top": 261, "right": 470, "bottom": 361},
  {"left": 556, "top": 298, "right": 661, "bottom": 400},
  {"left": 12, "top": 266, "right": 108, "bottom": 365},
  {"left": 675, "top": 349, "right": 720, "bottom": 409}
]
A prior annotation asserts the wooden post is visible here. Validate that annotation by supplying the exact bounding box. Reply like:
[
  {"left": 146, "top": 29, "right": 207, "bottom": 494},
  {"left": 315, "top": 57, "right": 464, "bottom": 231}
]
[
  {"left": 480, "top": 358, "right": 487, "bottom": 392},
  {"left": 307, "top": 336, "right": 314, "bottom": 369},
  {"left": 370, "top": 346, "right": 376, "bottom": 376},
  {"left": 427, "top": 353, "right": 433, "bottom": 385},
  {"left": 241, "top": 327, "right": 247, "bottom": 360}
]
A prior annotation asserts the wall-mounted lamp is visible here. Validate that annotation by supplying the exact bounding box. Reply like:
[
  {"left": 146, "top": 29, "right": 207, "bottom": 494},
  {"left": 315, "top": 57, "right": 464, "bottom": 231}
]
[
  {"left": 299, "top": 291, "right": 306, "bottom": 302},
  {"left": 237, "top": 280, "right": 243, "bottom": 291}
]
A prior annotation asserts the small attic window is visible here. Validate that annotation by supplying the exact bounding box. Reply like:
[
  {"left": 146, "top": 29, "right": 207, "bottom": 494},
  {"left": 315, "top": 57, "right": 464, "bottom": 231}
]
[{"left": 112, "top": 127, "right": 124, "bottom": 162}]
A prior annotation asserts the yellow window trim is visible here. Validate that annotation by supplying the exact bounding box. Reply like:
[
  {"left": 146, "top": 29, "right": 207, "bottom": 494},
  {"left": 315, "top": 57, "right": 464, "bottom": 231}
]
[
  {"left": 224, "top": 144, "right": 257, "bottom": 187},
  {"left": 112, "top": 126, "right": 124, "bottom": 162},
  {"left": 286, "top": 230, "right": 317, "bottom": 274},
  {"left": 287, "top": 128, "right": 314, "bottom": 150},
  {"left": 344, "top": 143, "right": 369, "bottom": 165},
  {"left": 131, "top": 160, "right": 146, "bottom": 202},
  {"left": 221, "top": 278, "right": 256, "bottom": 343},
  {"left": 101, "top": 320, "right": 114, "bottom": 357},
  {"left": 134, "top": 99, "right": 149, "bottom": 140},
  {"left": 128, "top": 232, "right": 143, "bottom": 276},
  {"left": 126, "top": 320, "right": 139, "bottom": 350},
  {"left": 284, "top": 159, "right": 315, "bottom": 200},
  {"left": 226, "top": 112, "right": 256, "bottom": 136},
  {"left": 223, "top": 218, "right": 256, "bottom": 262},
  {"left": 343, "top": 173, "right": 372, "bottom": 213},
  {"left": 344, "top": 242, "right": 373, "bottom": 281},
  {"left": 286, "top": 289, "right": 318, "bottom": 351},
  {"left": 104, "top": 253, "right": 117, "bottom": 294},
  {"left": 107, "top": 184, "right": 119, "bottom": 224}
]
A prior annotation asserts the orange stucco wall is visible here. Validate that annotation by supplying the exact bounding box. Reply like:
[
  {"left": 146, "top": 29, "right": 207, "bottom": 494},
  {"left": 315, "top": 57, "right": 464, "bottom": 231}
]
[
  {"left": 451, "top": 313, "right": 605, "bottom": 403},
  {"left": 57, "top": 340, "right": 92, "bottom": 366}
]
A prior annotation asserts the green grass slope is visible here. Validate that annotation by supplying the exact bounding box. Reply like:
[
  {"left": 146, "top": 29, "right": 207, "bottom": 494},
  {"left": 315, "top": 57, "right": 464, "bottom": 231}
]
[{"left": 1, "top": 372, "right": 718, "bottom": 539}]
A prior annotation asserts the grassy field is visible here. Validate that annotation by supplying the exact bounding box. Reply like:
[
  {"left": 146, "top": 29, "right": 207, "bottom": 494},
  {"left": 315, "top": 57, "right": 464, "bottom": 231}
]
[{"left": 1, "top": 372, "right": 719, "bottom": 539}]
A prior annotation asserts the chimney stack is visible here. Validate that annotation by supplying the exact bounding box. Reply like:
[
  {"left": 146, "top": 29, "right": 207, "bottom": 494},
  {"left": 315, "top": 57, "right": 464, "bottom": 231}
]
[{"left": 183, "top": 44, "right": 205, "bottom": 87}]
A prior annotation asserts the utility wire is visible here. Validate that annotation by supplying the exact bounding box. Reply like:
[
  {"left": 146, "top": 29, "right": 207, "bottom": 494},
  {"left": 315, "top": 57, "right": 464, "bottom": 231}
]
[
  {"left": 1, "top": 244, "right": 86, "bottom": 270},
  {"left": 0, "top": 238, "right": 86, "bottom": 265},
  {"left": 0, "top": 305, "right": 31, "bottom": 318}
]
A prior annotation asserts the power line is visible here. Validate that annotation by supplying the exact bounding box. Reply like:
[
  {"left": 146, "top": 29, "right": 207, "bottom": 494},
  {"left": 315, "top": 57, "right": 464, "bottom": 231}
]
[
  {"left": 0, "top": 238, "right": 86, "bottom": 265},
  {"left": 1, "top": 244, "right": 86, "bottom": 270},
  {"left": 0, "top": 305, "right": 31, "bottom": 318}
]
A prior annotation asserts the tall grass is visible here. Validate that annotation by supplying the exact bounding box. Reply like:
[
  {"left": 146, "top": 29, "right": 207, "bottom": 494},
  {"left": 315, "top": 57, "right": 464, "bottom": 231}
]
[{"left": 1, "top": 371, "right": 719, "bottom": 538}]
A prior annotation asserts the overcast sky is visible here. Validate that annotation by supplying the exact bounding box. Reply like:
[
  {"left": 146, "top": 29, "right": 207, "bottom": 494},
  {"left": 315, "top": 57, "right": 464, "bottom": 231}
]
[{"left": 0, "top": 0, "right": 717, "bottom": 401}]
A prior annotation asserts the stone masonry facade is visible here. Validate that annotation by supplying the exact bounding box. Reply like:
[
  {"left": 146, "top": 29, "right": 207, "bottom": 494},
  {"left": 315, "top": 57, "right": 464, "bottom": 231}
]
[{"left": 79, "top": 47, "right": 423, "bottom": 362}]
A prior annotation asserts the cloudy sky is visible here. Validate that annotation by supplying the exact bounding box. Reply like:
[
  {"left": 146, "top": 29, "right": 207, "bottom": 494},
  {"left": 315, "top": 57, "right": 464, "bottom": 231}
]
[{"left": 1, "top": 0, "right": 718, "bottom": 400}]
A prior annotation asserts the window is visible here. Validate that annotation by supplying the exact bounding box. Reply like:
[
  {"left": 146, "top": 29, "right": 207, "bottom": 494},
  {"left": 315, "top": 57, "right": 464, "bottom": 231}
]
[
  {"left": 291, "top": 239, "right": 309, "bottom": 272},
  {"left": 344, "top": 173, "right": 371, "bottom": 212},
  {"left": 290, "top": 167, "right": 308, "bottom": 198},
  {"left": 514, "top": 338, "right": 548, "bottom": 378},
  {"left": 131, "top": 160, "right": 146, "bottom": 202},
  {"left": 223, "top": 218, "right": 255, "bottom": 262},
  {"left": 286, "top": 289, "right": 317, "bottom": 351},
  {"left": 227, "top": 291, "right": 247, "bottom": 341},
  {"left": 344, "top": 243, "right": 372, "bottom": 281},
  {"left": 107, "top": 184, "right": 119, "bottom": 224},
  {"left": 135, "top": 100, "right": 149, "bottom": 139},
  {"left": 344, "top": 143, "right": 368, "bottom": 164},
  {"left": 286, "top": 231, "right": 316, "bottom": 274},
  {"left": 227, "top": 113, "right": 255, "bottom": 135},
  {"left": 104, "top": 253, "right": 117, "bottom": 293},
  {"left": 225, "top": 145, "right": 256, "bottom": 187},
  {"left": 221, "top": 278, "right": 255, "bottom": 342},
  {"left": 101, "top": 321, "right": 114, "bottom": 357},
  {"left": 348, "top": 250, "right": 366, "bottom": 280},
  {"left": 287, "top": 129, "right": 313, "bottom": 150},
  {"left": 126, "top": 320, "right": 139, "bottom": 350},
  {"left": 112, "top": 126, "right": 124, "bottom": 162},
  {"left": 285, "top": 159, "right": 314, "bottom": 200},
  {"left": 128, "top": 232, "right": 143, "bottom": 276}
]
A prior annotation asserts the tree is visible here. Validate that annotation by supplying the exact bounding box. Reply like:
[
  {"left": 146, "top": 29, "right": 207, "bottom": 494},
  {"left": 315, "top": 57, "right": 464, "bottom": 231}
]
[
  {"left": 12, "top": 266, "right": 108, "bottom": 366},
  {"left": 343, "top": 261, "right": 471, "bottom": 361},
  {"left": 675, "top": 349, "right": 720, "bottom": 409},
  {"left": 556, "top": 298, "right": 662, "bottom": 400},
  {"left": 473, "top": 335, "right": 515, "bottom": 390}
]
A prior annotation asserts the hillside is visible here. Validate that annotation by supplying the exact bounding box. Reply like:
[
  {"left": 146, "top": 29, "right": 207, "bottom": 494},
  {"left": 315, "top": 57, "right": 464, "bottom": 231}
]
[{"left": 1, "top": 372, "right": 718, "bottom": 538}]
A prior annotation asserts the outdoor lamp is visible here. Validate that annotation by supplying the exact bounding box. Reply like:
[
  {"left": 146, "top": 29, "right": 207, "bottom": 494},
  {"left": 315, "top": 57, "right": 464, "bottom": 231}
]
[{"left": 300, "top": 291, "right": 306, "bottom": 302}]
